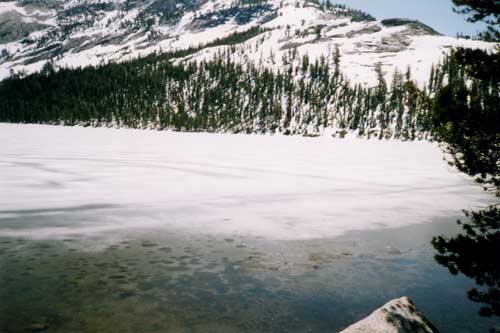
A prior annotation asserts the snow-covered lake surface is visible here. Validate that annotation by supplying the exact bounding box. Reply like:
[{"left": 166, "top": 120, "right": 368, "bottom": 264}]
[
  {"left": 1, "top": 124, "right": 498, "bottom": 333},
  {"left": 0, "top": 123, "right": 491, "bottom": 243}
]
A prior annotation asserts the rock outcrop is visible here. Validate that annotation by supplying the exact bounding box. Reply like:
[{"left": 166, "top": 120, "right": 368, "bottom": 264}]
[{"left": 339, "top": 297, "right": 440, "bottom": 333}]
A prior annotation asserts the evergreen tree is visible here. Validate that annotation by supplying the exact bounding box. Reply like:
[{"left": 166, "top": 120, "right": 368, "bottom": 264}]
[
  {"left": 431, "top": 47, "right": 500, "bottom": 321},
  {"left": 452, "top": 0, "right": 500, "bottom": 41}
]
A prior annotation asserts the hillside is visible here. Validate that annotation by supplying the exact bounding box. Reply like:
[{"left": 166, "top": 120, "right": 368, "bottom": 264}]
[
  {"left": 0, "top": 0, "right": 494, "bottom": 85},
  {"left": 0, "top": 0, "right": 497, "bottom": 139}
]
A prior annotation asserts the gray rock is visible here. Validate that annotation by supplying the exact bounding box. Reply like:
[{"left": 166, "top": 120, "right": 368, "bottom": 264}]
[
  {"left": 339, "top": 297, "right": 439, "bottom": 333},
  {"left": 346, "top": 24, "right": 382, "bottom": 38},
  {"left": 0, "top": 11, "right": 49, "bottom": 43},
  {"left": 381, "top": 18, "right": 441, "bottom": 36}
]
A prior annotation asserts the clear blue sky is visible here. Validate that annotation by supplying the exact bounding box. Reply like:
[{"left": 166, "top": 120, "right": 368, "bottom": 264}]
[{"left": 334, "top": 0, "right": 486, "bottom": 36}]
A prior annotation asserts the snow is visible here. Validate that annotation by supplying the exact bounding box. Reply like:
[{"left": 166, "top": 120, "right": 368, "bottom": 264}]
[
  {"left": 335, "top": 33, "right": 494, "bottom": 87},
  {"left": 173, "top": 10, "right": 495, "bottom": 87},
  {"left": 0, "top": 1, "right": 55, "bottom": 20},
  {"left": 0, "top": 2, "right": 35, "bottom": 16},
  {"left": 0, "top": 0, "right": 496, "bottom": 86},
  {"left": 0, "top": 124, "right": 492, "bottom": 242},
  {"left": 265, "top": 4, "right": 322, "bottom": 28}
]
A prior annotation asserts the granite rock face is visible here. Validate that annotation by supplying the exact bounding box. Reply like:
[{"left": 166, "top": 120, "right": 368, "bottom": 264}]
[
  {"left": 339, "top": 297, "right": 440, "bottom": 333},
  {"left": 381, "top": 18, "right": 441, "bottom": 36},
  {"left": 0, "top": 10, "right": 49, "bottom": 43}
]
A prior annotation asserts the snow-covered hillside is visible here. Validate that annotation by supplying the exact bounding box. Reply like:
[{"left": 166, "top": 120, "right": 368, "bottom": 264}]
[{"left": 0, "top": 0, "right": 495, "bottom": 85}]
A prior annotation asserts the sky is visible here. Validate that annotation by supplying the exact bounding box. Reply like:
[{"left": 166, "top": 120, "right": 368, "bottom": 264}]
[{"left": 335, "top": 0, "right": 487, "bottom": 37}]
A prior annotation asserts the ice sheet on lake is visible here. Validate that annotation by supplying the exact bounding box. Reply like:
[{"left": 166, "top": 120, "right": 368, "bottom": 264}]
[{"left": 0, "top": 124, "right": 493, "bottom": 241}]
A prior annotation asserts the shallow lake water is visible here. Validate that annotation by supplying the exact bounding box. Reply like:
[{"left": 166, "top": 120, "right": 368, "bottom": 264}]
[{"left": 1, "top": 218, "right": 499, "bottom": 333}]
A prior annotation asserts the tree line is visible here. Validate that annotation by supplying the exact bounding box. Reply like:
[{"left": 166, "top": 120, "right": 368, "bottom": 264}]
[{"left": 0, "top": 32, "right": 433, "bottom": 140}]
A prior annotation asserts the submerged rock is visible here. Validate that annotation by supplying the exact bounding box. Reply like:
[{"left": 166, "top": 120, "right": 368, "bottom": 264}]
[
  {"left": 339, "top": 297, "right": 439, "bottom": 333},
  {"left": 29, "top": 322, "right": 50, "bottom": 331}
]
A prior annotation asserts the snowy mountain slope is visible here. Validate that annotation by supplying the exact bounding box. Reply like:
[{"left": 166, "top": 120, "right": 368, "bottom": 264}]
[
  {"left": 0, "top": 0, "right": 495, "bottom": 85},
  {"left": 181, "top": 14, "right": 492, "bottom": 86}
]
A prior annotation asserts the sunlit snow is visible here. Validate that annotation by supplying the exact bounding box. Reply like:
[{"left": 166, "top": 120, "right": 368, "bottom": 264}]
[
  {"left": 0, "top": 0, "right": 495, "bottom": 86},
  {"left": 0, "top": 124, "right": 492, "bottom": 242}
]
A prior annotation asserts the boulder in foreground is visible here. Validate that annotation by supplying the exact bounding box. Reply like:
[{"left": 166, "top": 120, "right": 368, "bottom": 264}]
[{"left": 340, "top": 297, "right": 439, "bottom": 333}]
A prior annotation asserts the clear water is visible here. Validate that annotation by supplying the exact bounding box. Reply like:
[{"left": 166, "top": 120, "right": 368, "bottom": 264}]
[{"left": 1, "top": 218, "right": 499, "bottom": 333}]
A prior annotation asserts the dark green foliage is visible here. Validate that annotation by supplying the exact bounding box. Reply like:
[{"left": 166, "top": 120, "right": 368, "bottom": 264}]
[
  {"left": 140, "top": 0, "right": 200, "bottom": 25},
  {"left": 205, "top": 26, "right": 269, "bottom": 46},
  {"left": 0, "top": 30, "right": 430, "bottom": 138},
  {"left": 432, "top": 207, "right": 500, "bottom": 317},
  {"left": 452, "top": 0, "right": 500, "bottom": 41},
  {"left": 452, "top": 0, "right": 500, "bottom": 23},
  {"left": 327, "top": 2, "right": 376, "bottom": 22},
  {"left": 431, "top": 48, "right": 500, "bottom": 193},
  {"left": 345, "top": 9, "right": 376, "bottom": 22},
  {"left": 193, "top": 3, "right": 274, "bottom": 27},
  {"left": 431, "top": 47, "right": 500, "bottom": 321},
  {"left": 432, "top": 0, "right": 499, "bottom": 314}
]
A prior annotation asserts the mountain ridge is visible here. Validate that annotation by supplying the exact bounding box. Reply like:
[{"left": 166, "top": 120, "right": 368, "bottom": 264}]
[{"left": 0, "top": 0, "right": 494, "bottom": 85}]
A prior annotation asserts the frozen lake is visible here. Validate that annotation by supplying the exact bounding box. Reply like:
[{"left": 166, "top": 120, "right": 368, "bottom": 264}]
[
  {"left": 0, "top": 124, "right": 497, "bottom": 332},
  {"left": 0, "top": 124, "right": 491, "bottom": 243}
]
